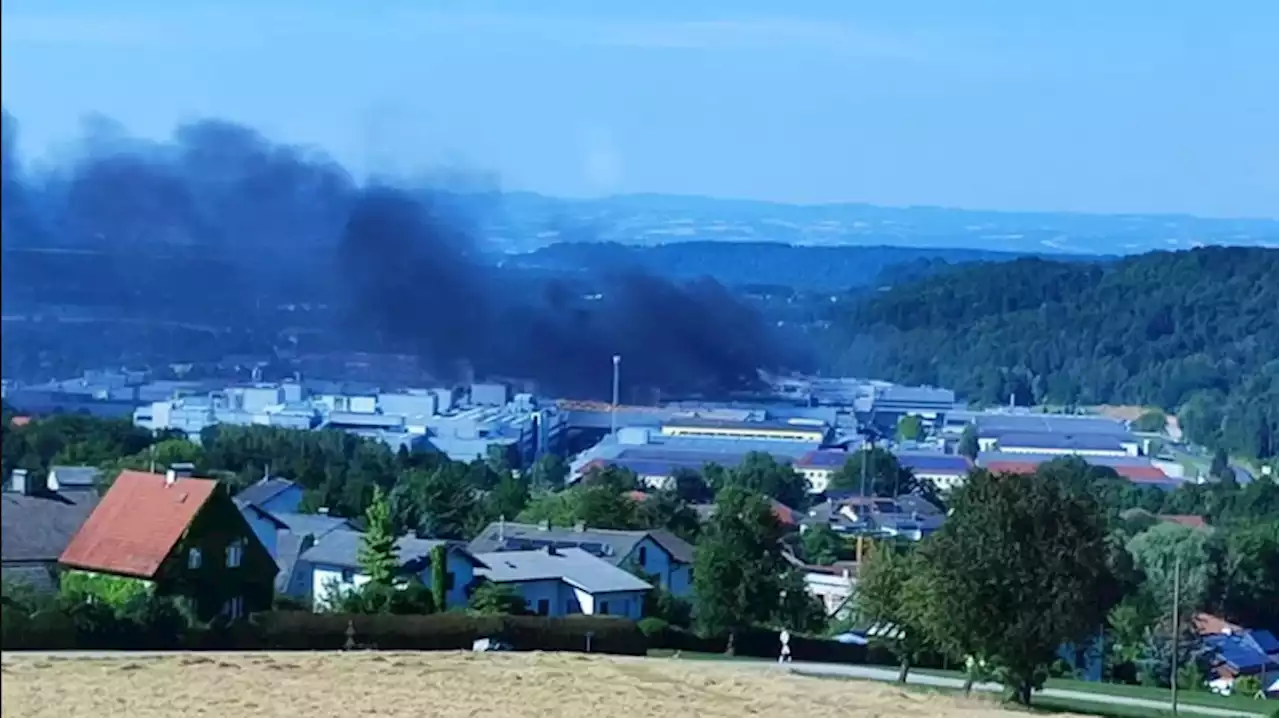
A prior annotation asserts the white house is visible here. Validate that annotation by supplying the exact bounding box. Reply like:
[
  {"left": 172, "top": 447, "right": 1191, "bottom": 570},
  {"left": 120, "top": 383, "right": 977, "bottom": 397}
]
[
  {"left": 467, "top": 521, "right": 695, "bottom": 598},
  {"left": 473, "top": 546, "right": 652, "bottom": 619},
  {"left": 298, "top": 529, "right": 485, "bottom": 611}
]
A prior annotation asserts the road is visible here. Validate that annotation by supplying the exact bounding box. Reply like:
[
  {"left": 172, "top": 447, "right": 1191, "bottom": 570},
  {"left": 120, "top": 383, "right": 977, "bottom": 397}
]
[{"left": 770, "top": 661, "right": 1266, "bottom": 718}]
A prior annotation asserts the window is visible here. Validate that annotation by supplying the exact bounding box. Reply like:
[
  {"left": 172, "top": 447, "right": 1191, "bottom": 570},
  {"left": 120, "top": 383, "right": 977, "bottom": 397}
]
[
  {"left": 222, "top": 596, "right": 244, "bottom": 619},
  {"left": 225, "top": 539, "right": 244, "bottom": 568},
  {"left": 444, "top": 571, "right": 455, "bottom": 591},
  {"left": 341, "top": 568, "right": 355, "bottom": 583},
  {"left": 187, "top": 548, "right": 202, "bottom": 569},
  {"left": 536, "top": 599, "right": 550, "bottom": 616},
  {"left": 599, "top": 601, "right": 610, "bottom": 616},
  {"left": 637, "top": 546, "right": 647, "bottom": 567}
]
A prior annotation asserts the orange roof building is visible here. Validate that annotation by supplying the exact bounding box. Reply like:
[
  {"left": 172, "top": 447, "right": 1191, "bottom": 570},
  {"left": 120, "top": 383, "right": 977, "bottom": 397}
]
[{"left": 60, "top": 470, "right": 277, "bottom": 619}]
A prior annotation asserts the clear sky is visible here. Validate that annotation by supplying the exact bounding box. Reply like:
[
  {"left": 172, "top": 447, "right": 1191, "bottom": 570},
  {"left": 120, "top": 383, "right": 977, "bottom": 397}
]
[{"left": 2, "top": 0, "right": 1277, "bottom": 218}]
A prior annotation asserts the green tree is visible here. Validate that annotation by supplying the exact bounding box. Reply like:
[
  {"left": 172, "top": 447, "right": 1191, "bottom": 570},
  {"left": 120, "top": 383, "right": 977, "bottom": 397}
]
[
  {"left": 358, "top": 486, "right": 399, "bottom": 586},
  {"left": 856, "top": 541, "right": 933, "bottom": 683},
  {"left": 670, "top": 467, "right": 713, "bottom": 503},
  {"left": 1210, "top": 449, "right": 1233, "bottom": 482},
  {"left": 391, "top": 465, "right": 480, "bottom": 540},
  {"left": 829, "top": 447, "right": 933, "bottom": 501},
  {"left": 636, "top": 489, "right": 702, "bottom": 543},
  {"left": 957, "top": 424, "right": 980, "bottom": 460},
  {"left": 528, "top": 453, "right": 568, "bottom": 491},
  {"left": 774, "top": 568, "right": 828, "bottom": 634},
  {"left": 486, "top": 473, "right": 531, "bottom": 525},
  {"left": 1133, "top": 410, "right": 1168, "bottom": 434},
  {"left": 468, "top": 581, "right": 527, "bottom": 615},
  {"left": 1209, "top": 518, "right": 1279, "bottom": 630},
  {"left": 1126, "top": 522, "right": 1214, "bottom": 617},
  {"left": 693, "top": 487, "right": 787, "bottom": 652},
  {"left": 800, "top": 525, "right": 844, "bottom": 565},
  {"left": 916, "top": 469, "right": 1122, "bottom": 705},
  {"left": 719, "top": 452, "right": 810, "bottom": 509},
  {"left": 430, "top": 544, "right": 448, "bottom": 612},
  {"left": 896, "top": 414, "right": 923, "bottom": 442}
]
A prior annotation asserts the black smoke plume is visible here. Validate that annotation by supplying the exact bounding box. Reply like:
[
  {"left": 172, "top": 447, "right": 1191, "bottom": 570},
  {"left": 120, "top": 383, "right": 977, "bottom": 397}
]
[{"left": 0, "top": 110, "right": 792, "bottom": 398}]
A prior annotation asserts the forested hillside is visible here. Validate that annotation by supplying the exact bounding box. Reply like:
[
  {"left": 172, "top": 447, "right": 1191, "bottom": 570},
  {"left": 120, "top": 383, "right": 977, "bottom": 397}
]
[
  {"left": 510, "top": 241, "right": 1053, "bottom": 291},
  {"left": 834, "top": 246, "right": 1279, "bottom": 458}
]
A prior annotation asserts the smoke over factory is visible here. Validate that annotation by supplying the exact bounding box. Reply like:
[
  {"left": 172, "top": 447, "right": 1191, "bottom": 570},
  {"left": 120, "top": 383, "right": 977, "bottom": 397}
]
[{"left": 0, "top": 109, "right": 795, "bottom": 399}]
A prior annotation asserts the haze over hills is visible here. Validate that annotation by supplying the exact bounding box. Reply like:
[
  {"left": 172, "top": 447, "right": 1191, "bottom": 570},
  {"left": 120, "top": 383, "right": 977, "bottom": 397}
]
[{"left": 483, "top": 192, "right": 1280, "bottom": 255}]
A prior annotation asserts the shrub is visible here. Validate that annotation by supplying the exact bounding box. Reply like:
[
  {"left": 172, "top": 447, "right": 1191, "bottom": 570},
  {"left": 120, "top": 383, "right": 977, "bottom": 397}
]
[
  {"left": 637, "top": 617, "right": 670, "bottom": 639},
  {"left": 1234, "top": 675, "right": 1262, "bottom": 698}
]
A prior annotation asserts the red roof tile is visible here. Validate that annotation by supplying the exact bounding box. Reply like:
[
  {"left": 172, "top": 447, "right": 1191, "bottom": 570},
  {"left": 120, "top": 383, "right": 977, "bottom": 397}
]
[
  {"left": 10, "top": 416, "right": 31, "bottom": 427},
  {"left": 983, "top": 461, "right": 1040, "bottom": 475},
  {"left": 1158, "top": 514, "right": 1208, "bottom": 530},
  {"left": 59, "top": 470, "right": 219, "bottom": 579},
  {"left": 1194, "top": 612, "right": 1240, "bottom": 637},
  {"left": 1113, "top": 465, "right": 1171, "bottom": 482}
]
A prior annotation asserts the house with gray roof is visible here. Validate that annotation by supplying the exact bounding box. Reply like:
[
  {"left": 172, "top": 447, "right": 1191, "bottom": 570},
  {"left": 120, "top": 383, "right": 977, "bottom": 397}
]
[
  {"left": 298, "top": 529, "right": 485, "bottom": 611},
  {"left": 473, "top": 546, "right": 652, "bottom": 618},
  {"left": 45, "top": 466, "right": 102, "bottom": 492},
  {"left": 468, "top": 520, "right": 695, "bottom": 597},
  {"left": 2, "top": 469, "right": 101, "bottom": 592}
]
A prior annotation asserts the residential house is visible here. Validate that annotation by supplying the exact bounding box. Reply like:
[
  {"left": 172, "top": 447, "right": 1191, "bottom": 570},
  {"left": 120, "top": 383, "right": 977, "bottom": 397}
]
[
  {"left": 233, "top": 477, "right": 305, "bottom": 558},
  {"left": 298, "top": 529, "right": 484, "bottom": 611},
  {"left": 781, "top": 551, "right": 858, "bottom": 618},
  {"left": 1196, "top": 613, "right": 1280, "bottom": 694},
  {"left": 2, "top": 469, "right": 101, "bottom": 592},
  {"left": 473, "top": 546, "right": 651, "bottom": 618},
  {"left": 468, "top": 520, "right": 696, "bottom": 597},
  {"left": 804, "top": 494, "right": 946, "bottom": 541},
  {"left": 58, "top": 469, "right": 276, "bottom": 620},
  {"left": 265, "top": 512, "right": 356, "bottom": 600}
]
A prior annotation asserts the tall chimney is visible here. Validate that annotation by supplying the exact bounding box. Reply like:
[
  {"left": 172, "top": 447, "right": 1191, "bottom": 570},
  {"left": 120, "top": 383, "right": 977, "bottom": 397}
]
[{"left": 165, "top": 469, "right": 177, "bottom": 487}]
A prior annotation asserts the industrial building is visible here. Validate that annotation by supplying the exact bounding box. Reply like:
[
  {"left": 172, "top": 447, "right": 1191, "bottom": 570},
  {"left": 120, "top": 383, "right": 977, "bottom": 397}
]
[
  {"left": 658, "top": 416, "right": 831, "bottom": 444},
  {"left": 975, "top": 451, "right": 1180, "bottom": 488},
  {"left": 131, "top": 381, "right": 566, "bottom": 467},
  {"left": 571, "top": 425, "right": 821, "bottom": 489}
]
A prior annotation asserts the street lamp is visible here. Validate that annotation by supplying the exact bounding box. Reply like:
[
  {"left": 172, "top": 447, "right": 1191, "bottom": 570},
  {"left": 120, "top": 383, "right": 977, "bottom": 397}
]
[{"left": 610, "top": 355, "right": 622, "bottom": 437}]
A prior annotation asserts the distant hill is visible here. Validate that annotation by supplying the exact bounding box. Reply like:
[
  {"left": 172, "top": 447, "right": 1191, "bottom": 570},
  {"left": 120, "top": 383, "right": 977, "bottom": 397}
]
[
  {"left": 486, "top": 192, "right": 1280, "bottom": 255},
  {"left": 832, "top": 246, "right": 1279, "bottom": 458},
  {"left": 505, "top": 241, "right": 1079, "bottom": 292}
]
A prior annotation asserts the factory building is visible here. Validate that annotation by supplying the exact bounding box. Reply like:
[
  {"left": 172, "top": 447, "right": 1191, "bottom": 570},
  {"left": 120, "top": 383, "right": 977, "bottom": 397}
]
[
  {"left": 571, "top": 426, "right": 819, "bottom": 489},
  {"left": 130, "top": 380, "right": 564, "bottom": 468},
  {"left": 659, "top": 417, "right": 831, "bottom": 444}
]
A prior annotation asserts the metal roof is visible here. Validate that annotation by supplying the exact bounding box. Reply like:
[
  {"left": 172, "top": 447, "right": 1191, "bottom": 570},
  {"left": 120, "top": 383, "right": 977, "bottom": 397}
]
[
  {"left": 298, "top": 529, "right": 482, "bottom": 570},
  {"left": 474, "top": 547, "right": 652, "bottom": 594},
  {"left": 895, "top": 452, "right": 972, "bottom": 474},
  {"left": 663, "top": 416, "right": 827, "bottom": 433},
  {"left": 992, "top": 432, "right": 1128, "bottom": 451}
]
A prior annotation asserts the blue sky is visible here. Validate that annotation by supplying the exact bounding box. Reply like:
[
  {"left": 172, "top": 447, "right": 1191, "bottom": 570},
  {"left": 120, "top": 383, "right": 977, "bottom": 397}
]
[{"left": 2, "top": 0, "right": 1276, "bottom": 218}]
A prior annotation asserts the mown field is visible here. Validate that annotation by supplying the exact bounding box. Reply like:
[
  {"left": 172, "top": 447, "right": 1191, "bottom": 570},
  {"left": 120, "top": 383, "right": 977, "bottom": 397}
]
[{"left": 1, "top": 651, "right": 1080, "bottom": 718}]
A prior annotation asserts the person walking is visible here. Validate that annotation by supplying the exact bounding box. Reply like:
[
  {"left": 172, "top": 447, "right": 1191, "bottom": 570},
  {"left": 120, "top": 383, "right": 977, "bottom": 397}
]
[{"left": 778, "top": 628, "right": 792, "bottom": 664}]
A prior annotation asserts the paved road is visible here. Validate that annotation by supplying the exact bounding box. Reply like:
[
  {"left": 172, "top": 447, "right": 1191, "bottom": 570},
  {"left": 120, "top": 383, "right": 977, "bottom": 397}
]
[{"left": 773, "top": 661, "right": 1266, "bottom": 718}]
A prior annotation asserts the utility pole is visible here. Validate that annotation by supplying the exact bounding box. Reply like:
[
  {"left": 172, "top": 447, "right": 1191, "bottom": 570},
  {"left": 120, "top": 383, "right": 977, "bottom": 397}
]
[
  {"left": 610, "top": 355, "right": 622, "bottom": 437},
  {"left": 1171, "top": 552, "right": 1181, "bottom": 716},
  {"left": 860, "top": 432, "right": 873, "bottom": 497}
]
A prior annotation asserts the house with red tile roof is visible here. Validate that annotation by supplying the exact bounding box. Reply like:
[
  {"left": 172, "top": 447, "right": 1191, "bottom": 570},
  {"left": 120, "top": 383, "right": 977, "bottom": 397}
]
[{"left": 59, "top": 469, "right": 276, "bottom": 620}]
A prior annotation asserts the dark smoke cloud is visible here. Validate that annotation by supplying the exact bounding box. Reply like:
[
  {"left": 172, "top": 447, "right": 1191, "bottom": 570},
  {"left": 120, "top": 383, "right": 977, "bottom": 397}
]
[{"left": 0, "top": 109, "right": 791, "bottom": 398}]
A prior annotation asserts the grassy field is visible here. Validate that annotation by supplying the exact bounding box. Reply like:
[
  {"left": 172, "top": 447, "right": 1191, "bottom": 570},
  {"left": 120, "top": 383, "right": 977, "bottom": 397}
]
[
  {"left": 910, "top": 668, "right": 1266, "bottom": 714},
  {"left": 0, "top": 651, "right": 1091, "bottom": 718}
]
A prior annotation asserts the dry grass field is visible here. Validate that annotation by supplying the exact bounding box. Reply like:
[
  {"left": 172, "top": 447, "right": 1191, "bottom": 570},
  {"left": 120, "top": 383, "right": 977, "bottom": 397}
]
[{"left": 0, "top": 651, "right": 1078, "bottom": 718}]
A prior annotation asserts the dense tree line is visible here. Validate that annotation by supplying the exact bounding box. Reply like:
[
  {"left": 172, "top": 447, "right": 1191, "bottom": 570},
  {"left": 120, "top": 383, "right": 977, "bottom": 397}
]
[{"left": 831, "top": 247, "right": 1278, "bottom": 458}]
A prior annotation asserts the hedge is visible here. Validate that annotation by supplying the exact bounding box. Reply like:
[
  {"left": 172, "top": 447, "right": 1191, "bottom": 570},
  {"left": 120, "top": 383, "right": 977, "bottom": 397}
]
[
  {"left": 646, "top": 623, "right": 869, "bottom": 664},
  {"left": 1, "top": 608, "right": 648, "bottom": 656}
]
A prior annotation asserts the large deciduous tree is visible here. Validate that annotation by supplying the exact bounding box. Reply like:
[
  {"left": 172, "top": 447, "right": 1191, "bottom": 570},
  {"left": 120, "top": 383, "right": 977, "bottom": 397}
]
[
  {"left": 693, "top": 487, "right": 787, "bottom": 652},
  {"left": 916, "top": 469, "right": 1122, "bottom": 705},
  {"left": 856, "top": 541, "right": 934, "bottom": 683}
]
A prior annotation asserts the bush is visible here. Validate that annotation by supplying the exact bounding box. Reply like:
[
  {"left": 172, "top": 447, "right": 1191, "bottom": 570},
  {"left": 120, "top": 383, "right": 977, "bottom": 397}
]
[
  {"left": 1233, "top": 675, "right": 1262, "bottom": 698},
  {"left": 249, "top": 611, "right": 649, "bottom": 655},
  {"left": 637, "top": 617, "right": 670, "bottom": 639},
  {"left": 644, "top": 624, "right": 869, "bottom": 664}
]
